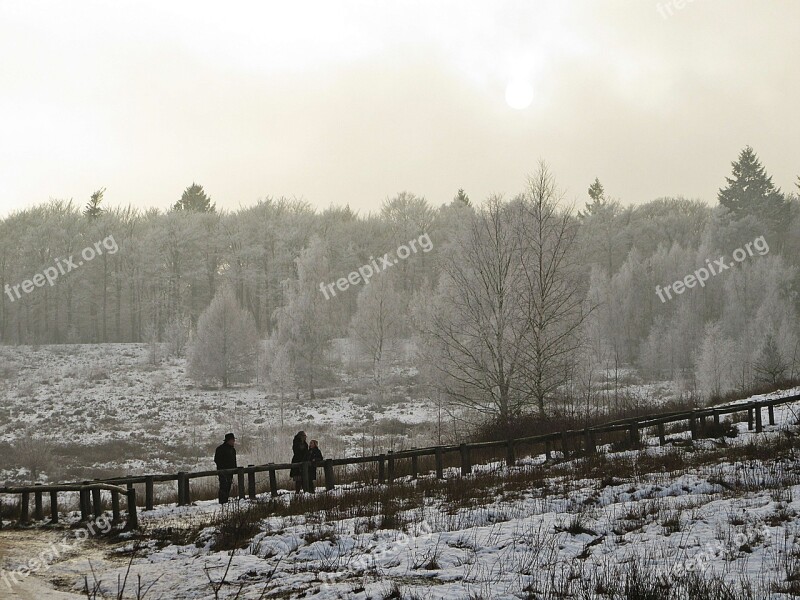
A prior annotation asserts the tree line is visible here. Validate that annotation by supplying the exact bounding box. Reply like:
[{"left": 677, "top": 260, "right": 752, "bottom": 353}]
[{"left": 2, "top": 147, "right": 799, "bottom": 421}]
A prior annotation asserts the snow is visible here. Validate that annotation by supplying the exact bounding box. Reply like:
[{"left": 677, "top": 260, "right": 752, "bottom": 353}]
[{"left": 2, "top": 388, "right": 800, "bottom": 598}]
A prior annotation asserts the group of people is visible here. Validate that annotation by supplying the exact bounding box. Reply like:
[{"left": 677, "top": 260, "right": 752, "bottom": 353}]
[{"left": 213, "top": 430, "right": 325, "bottom": 504}]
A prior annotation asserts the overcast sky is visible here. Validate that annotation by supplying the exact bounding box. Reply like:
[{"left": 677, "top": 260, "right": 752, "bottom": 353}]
[{"left": 1, "top": 0, "right": 798, "bottom": 217}]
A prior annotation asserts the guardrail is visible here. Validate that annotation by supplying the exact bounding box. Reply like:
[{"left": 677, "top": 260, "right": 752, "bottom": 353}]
[{"left": 1, "top": 391, "right": 797, "bottom": 529}]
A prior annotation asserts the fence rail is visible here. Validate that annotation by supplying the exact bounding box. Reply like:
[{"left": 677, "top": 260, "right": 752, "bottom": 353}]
[{"left": 1, "top": 391, "right": 797, "bottom": 530}]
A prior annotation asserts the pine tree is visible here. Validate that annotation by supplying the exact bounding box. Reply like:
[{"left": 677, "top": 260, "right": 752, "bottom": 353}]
[
  {"left": 174, "top": 183, "right": 216, "bottom": 213},
  {"left": 718, "top": 146, "right": 787, "bottom": 230},
  {"left": 578, "top": 178, "right": 607, "bottom": 218},
  {"left": 454, "top": 188, "right": 471, "bottom": 207},
  {"left": 84, "top": 188, "right": 106, "bottom": 220}
]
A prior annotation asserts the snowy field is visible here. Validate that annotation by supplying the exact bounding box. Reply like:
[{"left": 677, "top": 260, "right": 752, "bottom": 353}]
[
  {"left": 0, "top": 342, "right": 439, "bottom": 484},
  {"left": 2, "top": 387, "right": 800, "bottom": 598}
]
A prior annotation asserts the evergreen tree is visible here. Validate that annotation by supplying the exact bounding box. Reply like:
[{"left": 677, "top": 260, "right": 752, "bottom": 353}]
[
  {"left": 718, "top": 146, "right": 788, "bottom": 231},
  {"left": 84, "top": 188, "right": 106, "bottom": 220},
  {"left": 174, "top": 183, "right": 216, "bottom": 213},
  {"left": 578, "top": 178, "right": 607, "bottom": 218},
  {"left": 454, "top": 188, "right": 471, "bottom": 207}
]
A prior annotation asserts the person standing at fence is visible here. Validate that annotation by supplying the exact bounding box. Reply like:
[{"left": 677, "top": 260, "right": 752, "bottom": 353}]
[
  {"left": 214, "top": 432, "right": 237, "bottom": 504},
  {"left": 290, "top": 431, "right": 309, "bottom": 493}
]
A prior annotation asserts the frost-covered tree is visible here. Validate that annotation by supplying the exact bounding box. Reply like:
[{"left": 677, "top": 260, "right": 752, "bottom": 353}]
[
  {"left": 349, "top": 270, "right": 404, "bottom": 388},
  {"left": 272, "top": 237, "right": 336, "bottom": 399},
  {"left": 753, "top": 334, "right": 788, "bottom": 386},
  {"left": 413, "top": 196, "right": 529, "bottom": 425},
  {"left": 264, "top": 337, "right": 295, "bottom": 426},
  {"left": 164, "top": 315, "right": 191, "bottom": 357},
  {"left": 188, "top": 287, "right": 258, "bottom": 387},
  {"left": 695, "top": 322, "right": 738, "bottom": 399}
]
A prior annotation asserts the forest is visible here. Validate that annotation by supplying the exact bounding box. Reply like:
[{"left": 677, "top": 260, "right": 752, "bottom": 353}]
[{"left": 1, "top": 147, "right": 799, "bottom": 421}]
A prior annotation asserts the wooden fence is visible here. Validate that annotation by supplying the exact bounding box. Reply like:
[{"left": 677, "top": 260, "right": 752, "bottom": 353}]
[{"left": 1, "top": 392, "right": 797, "bottom": 530}]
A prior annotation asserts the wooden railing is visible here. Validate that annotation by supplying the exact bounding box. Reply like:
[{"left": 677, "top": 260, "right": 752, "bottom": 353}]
[
  {"left": 0, "top": 482, "right": 137, "bottom": 530},
  {"left": 1, "top": 392, "right": 797, "bottom": 529}
]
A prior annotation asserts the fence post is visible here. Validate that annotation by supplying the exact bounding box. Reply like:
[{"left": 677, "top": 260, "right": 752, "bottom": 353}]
[
  {"left": 584, "top": 429, "right": 596, "bottom": 455},
  {"left": 301, "top": 462, "right": 311, "bottom": 493},
  {"left": 378, "top": 454, "right": 386, "bottom": 484},
  {"left": 20, "top": 491, "right": 30, "bottom": 524},
  {"left": 177, "top": 473, "right": 188, "bottom": 506},
  {"left": 690, "top": 414, "right": 698, "bottom": 440},
  {"left": 657, "top": 423, "right": 666, "bottom": 446},
  {"left": 50, "top": 490, "right": 59, "bottom": 524},
  {"left": 387, "top": 451, "right": 395, "bottom": 484},
  {"left": 92, "top": 485, "right": 103, "bottom": 518},
  {"left": 561, "top": 431, "right": 569, "bottom": 458},
  {"left": 247, "top": 466, "right": 256, "bottom": 500},
  {"left": 184, "top": 473, "right": 191, "bottom": 505},
  {"left": 755, "top": 403, "right": 763, "bottom": 433},
  {"left": 145, "top": 476, "right": 154, "bottom": 511},
  {"left": 713, "top": 410, "right": 720, "bottom": 427},
  {"left": 435, "top": 447, "right": 444, "bottom": 479},
  {"left": 545, "top": 439, "right": 552, "bottom": 461},
  {"left": 411, "top": 453, "right": 419, "bottom": 479},
  {"left": 628, "top": 422, "right": 640, "bottom": 447},
  {"left": 79, "top": 484, "right": 91, "bottom": 521},
  {"left": 237, "top": 467, "right": 246, "bottom": 499},
  {"left": 324, "top": 460, "right": 335, "bottom": 491},
  {"left": 747, "top": 408, "right": 753, "bottom": 431},
  {"left": 34, "top": 484, "right": 43, "bottom": 521},
  {"left": 111, "top": 490, "right": 120, "bottom": 523},
  {"left": 460, "top": 444, "right": 472, "bottom": 475},
  {"left": 268, "top": 466, "right": 278, "bottom": 497},
  {"left": 768, "top": 404, "right": 775, "bottom": 426},
  {"left": 506, "top": 439, "right": 516, "bottom": 466},
  {"left": 125, "top": 488, "right": 138, "bottom": 530}
]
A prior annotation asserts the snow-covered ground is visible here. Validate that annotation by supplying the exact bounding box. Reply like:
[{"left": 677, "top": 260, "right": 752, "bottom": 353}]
[
  {"left": 0, "top": 343, "right": 439, "bottom": 484},
  {"left": 3, "top": 387, "right": 800, "bottom": 599}
]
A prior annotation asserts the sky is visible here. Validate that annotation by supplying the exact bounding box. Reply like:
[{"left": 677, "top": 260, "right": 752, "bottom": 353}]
[{"left": 1, "top": 0, "right": 798, "bottom": 217}]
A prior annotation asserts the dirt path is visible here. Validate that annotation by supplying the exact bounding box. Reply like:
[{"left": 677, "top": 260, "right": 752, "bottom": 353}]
[{"left": 0, "top": 530, "right": 89, "bottom": 599}]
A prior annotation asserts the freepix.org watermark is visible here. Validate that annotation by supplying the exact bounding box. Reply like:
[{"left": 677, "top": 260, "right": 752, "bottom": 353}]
[
  {"left": 319, "top": 233, "right": 433, "bottom": 300},
  {"left": 655, "top": 235, "right": 769, "bottom": 304},
  {"left": 1, "top": 514, "right": 114, "bottom": 591},
  {"left": 656, "top": 523, "right": 770, "bottom": 582},
  {"left": 4, "top": 234, "right": 118, "bottom": 303}
]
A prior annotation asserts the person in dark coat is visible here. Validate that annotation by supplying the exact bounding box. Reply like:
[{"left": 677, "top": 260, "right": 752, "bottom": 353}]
[
  {"left": 289, "top": 431, "right": 309, "bottom": 493},
  {"left": 308, "top": 439, "right": 323, "bottom": 491},
  {"left": 214, "top": 432, "right": 237, "bottom": 504}
]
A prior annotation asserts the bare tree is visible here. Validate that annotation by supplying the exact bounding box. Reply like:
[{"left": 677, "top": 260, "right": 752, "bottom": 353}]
[
  {"left": 414, "top": 163, "right": 590, "bottom": 426},
  {"left": 413, "top": 196, "right": 531, "bottom": 426},
  {"left": 188, "top": 287, "right": 258, "bottom": 387},
  {"left": 517, "top": 162, "right": 592, "bottom": 417}
]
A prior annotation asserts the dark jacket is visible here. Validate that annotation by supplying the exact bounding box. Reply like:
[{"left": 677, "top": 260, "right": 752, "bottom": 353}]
[
  {"left": 289, "top": 435, "right": 309, "bottom": 477},
  {"left": 214, "top": 442, "right": 237, "bottom": 471},
  {"left": 309, "top": 447, "right": 323, "bottom": 480}
]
